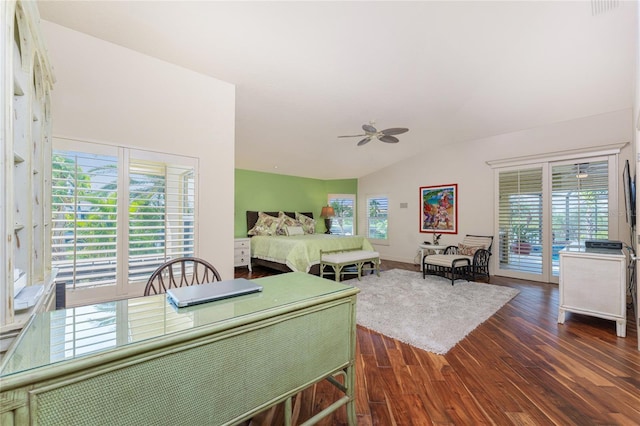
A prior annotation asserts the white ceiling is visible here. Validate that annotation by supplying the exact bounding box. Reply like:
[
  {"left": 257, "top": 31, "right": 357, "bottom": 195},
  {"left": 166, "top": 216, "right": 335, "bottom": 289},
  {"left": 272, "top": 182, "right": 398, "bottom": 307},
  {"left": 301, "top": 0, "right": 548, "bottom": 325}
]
[{"left": 38, "top": 1, "right": 636, "bottom": 180}]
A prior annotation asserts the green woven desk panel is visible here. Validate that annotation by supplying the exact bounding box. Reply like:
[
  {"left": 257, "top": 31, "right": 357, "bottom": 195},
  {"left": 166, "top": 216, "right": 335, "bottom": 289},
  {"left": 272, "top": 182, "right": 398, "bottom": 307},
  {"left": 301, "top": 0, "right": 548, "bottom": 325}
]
[{"left": 32, "top": 302, "right": 351, "bottom": 425}]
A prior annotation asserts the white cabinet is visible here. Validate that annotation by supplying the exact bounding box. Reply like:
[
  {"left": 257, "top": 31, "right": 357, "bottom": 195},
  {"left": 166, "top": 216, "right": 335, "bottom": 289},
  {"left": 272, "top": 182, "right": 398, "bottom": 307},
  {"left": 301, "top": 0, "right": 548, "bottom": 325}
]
[
  {"left": 234, "top": 238, "right": 252, "bottom": 271},
  {"left": 558, "top": 247, "right": 627, "bottom": 337}
]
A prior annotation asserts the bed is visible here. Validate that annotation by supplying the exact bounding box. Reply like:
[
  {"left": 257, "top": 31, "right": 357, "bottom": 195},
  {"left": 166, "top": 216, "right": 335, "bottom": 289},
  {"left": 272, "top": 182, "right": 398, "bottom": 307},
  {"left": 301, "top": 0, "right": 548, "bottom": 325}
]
[{"left": 246, "top": 211, "right": 375, "bottom": 274}]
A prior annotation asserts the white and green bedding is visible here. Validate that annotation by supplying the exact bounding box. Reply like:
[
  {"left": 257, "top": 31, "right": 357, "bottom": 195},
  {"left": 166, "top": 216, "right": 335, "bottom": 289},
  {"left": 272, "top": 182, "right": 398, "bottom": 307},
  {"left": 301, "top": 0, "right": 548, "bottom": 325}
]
[{"left": 251, "top": 234, "right": 375, "bottom": 273}]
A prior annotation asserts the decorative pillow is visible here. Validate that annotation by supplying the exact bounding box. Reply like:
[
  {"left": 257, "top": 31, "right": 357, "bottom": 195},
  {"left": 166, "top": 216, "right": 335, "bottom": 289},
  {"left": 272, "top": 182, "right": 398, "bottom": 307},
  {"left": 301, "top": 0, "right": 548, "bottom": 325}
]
[
  {"left": 458, "top": 243, "right": 483, "bottom": 256},
  {"left": 248, "top": 212, "right": 281, "bottom": 236},
  {"left": 277, "top": 211, "right": 302, "bottom": 235},
  {"left": 295, "top": 212, "right": 316, "bottom": 234},
  {"left": 285, "top": 226, "right": 304, "bottom": 236}
]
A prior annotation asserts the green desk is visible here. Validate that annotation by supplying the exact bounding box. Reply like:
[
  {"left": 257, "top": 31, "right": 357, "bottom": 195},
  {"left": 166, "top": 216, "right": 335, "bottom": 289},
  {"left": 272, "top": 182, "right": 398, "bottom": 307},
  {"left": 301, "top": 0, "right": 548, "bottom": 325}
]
[{"left": 0, "top": 272, "right": 359, "bottom": 425}]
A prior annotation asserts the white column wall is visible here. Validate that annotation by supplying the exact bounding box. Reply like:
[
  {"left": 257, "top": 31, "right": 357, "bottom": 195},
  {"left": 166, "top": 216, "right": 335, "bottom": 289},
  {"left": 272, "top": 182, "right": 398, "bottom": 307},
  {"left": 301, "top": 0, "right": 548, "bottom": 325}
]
[
  {"left": 633, "top": 2, "right": 640, "bottom": 351},
  {"left": 41, "top": 21, "right": 236, "bottom": 283}
]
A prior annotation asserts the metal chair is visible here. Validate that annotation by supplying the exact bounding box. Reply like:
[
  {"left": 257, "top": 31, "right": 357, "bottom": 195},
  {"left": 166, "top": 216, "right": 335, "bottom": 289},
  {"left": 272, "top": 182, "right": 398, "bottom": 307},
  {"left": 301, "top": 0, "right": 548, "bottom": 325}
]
[{"left": 144, "top": 257, "right": 221, "bottom": 296}]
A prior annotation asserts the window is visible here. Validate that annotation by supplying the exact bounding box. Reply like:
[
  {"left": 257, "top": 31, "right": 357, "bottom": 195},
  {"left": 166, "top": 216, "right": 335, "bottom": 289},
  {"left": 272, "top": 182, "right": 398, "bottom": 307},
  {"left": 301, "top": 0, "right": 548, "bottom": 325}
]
[
  {"left": 328, "top": 194, "right": 355, "bottom": 235},
  {"left": 367, "top": 196, "right": 388, "bottom": 240},
  {"left": 128, "top": 160, "right": 195, "bottom": 282},
  {"left": 51, "top": 139, "right": 197, "bottom": 296}
]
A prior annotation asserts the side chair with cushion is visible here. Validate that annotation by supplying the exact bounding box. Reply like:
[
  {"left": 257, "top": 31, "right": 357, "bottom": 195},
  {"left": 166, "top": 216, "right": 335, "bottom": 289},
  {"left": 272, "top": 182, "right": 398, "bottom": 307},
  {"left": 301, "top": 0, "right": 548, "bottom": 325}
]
[
  {"left": 144, "top": 257, "right": 222, "bottom": 296},
  {"left": 422, "top": 235, "right": 494, "bottom": 285}
]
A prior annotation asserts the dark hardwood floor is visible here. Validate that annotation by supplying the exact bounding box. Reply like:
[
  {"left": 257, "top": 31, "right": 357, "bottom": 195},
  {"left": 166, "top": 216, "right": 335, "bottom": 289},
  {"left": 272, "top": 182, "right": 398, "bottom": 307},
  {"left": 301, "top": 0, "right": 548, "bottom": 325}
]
[{"left": 235, "top": 260, "right": 640, "bottom": 425}]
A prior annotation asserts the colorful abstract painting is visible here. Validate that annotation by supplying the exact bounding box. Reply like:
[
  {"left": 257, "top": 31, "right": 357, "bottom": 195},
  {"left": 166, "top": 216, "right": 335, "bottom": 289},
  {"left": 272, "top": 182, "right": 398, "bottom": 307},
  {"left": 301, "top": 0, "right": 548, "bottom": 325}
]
[{"left": 420, "top": 184, "right": 457, "bottom": 234}]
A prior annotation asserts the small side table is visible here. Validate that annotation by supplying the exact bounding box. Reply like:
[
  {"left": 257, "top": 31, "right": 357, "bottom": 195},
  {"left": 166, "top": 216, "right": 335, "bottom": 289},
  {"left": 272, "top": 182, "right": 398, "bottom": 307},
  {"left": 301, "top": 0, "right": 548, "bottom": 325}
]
[
  {"left": 419, "top": 244, "right": 448, "bottom": 271},
  {"left": 234, "top": 238, "right": 252, "bottom": 271}
]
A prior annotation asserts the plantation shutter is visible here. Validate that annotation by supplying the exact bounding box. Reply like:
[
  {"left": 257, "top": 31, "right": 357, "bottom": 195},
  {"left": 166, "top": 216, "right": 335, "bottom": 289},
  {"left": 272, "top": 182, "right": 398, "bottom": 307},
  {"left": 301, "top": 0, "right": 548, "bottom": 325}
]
[
  {"left": 497, "top": 167, "right": 543, "bottom": 275},
  {"left": 550, "top": 160, "right": 609, "bottom": 276},
  {"left": 328, "top": 195, "right": 355, "bottom": 235},
  {"left": 367, "top": 196, "right": 388, "bottom": 240},
  {"left": 128, "top": 159, "right": 196, "bottom": 283},
  {"left": 52, "top": 139, "right": 198, "bottom": 298},
  {"left": 51, "top": 150, "right": 119, "bottom": 289}
]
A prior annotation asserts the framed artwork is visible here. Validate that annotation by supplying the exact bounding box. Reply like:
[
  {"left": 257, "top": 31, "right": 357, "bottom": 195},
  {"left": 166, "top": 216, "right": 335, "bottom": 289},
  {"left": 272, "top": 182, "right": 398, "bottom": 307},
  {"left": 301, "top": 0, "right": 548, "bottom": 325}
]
[{"left": 419, "top": 184, "right": 458, "bottom": 234}]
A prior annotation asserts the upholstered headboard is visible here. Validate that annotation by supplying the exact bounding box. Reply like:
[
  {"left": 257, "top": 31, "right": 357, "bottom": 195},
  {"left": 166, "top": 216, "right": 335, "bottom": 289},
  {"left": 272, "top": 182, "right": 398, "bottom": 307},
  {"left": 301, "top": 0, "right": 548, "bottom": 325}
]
[{"left": 246, "top": 211, "right": 313, "bottom": 236}]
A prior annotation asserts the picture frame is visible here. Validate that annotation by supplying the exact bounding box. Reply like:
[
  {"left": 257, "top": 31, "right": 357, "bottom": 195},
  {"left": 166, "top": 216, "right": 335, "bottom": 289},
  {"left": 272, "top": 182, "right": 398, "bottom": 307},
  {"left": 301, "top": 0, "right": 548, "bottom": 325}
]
[{"left": 420, "top": 183, "right": 458, "bottom": 234}]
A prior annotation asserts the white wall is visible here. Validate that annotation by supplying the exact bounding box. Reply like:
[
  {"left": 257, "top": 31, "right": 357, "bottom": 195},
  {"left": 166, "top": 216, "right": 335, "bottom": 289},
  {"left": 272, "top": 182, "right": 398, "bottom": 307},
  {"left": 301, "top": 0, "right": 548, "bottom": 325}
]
[
  {"left": 359, "top": 109, "right": 634, "bottom": 268},
  {"left": 634, "top": 0, "right": 640, "bottom": 351},
  {"left": 41, "top": 21, "right": 236, "bottom": 287}
]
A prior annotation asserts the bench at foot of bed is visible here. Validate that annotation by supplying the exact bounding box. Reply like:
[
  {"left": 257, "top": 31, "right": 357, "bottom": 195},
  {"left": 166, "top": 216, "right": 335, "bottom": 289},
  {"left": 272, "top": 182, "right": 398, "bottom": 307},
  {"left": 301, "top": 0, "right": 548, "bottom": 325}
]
[{"left": 320, "top": 249, "right": 380, "bottom": 282}]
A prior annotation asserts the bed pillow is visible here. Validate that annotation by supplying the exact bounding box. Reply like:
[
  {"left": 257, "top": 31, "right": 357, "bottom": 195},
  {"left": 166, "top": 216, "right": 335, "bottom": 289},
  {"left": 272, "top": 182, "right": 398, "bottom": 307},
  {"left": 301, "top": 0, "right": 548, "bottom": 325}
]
[
  {"left": 248, "top": 212, "right": 281, "bottom": 236},
  {"left": 295, "top": 212, "right": 316, "bottom": 234},
  {"left": 285, "top": 225, "right": 305, "bottom": 236},
  {"left": 458, "top": 243, "right": 483, "bottom": 256},
  {"left": 277, "top": 211, "right": 302, "bottom": 235}
]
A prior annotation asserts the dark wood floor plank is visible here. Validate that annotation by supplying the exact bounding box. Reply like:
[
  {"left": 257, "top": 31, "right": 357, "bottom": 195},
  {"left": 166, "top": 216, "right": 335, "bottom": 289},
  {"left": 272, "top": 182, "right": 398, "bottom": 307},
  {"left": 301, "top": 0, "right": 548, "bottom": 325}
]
[
  {"left": 238, "top": 261, "right": 640, "bottom": 425},
  {"left": 361, "top": 353, "right": 388, "bottom": 404},
  {"left": 370, "top": 401, "right": 395, "bottom": 426},
  {"left": 369, "top": 331, "right": 392, "bottom": 368}
]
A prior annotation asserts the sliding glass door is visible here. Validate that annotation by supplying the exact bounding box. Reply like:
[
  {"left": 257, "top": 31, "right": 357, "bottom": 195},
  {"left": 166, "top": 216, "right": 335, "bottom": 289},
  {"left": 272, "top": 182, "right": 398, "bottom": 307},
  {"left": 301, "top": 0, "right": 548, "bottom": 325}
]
[
  {"left": 497, "top": 166, "right": 544, "bottom": 278},
  {"left": 551, "top": 159, "right": 610, "bottom": 278},
  {"left": 494, "top": 155, "right": 617, "bottom": 283}
]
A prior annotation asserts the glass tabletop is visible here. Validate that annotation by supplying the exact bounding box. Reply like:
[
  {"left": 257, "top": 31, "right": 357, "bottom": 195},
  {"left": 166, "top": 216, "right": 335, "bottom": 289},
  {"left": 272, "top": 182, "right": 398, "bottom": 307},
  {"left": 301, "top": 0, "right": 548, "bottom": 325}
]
[{"left": 0, "top": 272, "right": 356, "bottom": 377}]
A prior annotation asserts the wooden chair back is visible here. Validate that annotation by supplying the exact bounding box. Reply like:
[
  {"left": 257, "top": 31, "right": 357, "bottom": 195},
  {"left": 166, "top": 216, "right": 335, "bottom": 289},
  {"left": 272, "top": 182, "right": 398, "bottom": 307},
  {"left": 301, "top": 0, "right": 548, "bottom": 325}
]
[{"left": 144, "top": 257, "right": 221, "bottom": 296}]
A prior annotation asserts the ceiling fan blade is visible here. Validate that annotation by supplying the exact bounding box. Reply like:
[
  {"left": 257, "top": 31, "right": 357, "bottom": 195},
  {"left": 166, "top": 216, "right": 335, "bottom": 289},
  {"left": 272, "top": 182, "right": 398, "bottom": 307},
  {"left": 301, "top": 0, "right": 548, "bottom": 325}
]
[
  {"left": 380, "top": 127, "right": 409, "bottom": 136},
  {"left": 362, "top": 124, "right": 377, "bottom": 134},
  {"left": 338, "top": 134, "right": 366, "bottom": 138},
  {"left": 378, "top": 135, "right": 400, "bottom": 143},
  {"left": 357, "top": 137, "right": 372, "bottom": 146}
]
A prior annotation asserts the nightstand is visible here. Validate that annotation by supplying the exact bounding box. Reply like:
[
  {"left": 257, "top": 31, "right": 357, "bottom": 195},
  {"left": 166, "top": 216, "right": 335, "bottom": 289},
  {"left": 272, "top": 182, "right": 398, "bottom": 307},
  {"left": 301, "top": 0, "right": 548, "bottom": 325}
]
[{"left": 234, "top": 238, "right": 252, "bottom": 271}]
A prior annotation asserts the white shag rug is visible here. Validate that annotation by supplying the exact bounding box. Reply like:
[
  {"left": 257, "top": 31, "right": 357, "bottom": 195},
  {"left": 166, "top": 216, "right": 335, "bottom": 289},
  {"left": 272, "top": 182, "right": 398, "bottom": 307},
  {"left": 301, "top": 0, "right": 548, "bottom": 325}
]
[{"left": 345, "top": 268, "right": 520, "bottom": 355}]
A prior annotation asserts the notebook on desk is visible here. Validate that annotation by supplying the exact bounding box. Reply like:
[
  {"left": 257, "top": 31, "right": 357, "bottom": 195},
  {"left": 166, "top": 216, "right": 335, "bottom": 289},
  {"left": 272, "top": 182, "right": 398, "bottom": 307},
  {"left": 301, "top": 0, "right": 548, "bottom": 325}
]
[{"left": 166, "top": 278, "right": 263, "bottom": 308}]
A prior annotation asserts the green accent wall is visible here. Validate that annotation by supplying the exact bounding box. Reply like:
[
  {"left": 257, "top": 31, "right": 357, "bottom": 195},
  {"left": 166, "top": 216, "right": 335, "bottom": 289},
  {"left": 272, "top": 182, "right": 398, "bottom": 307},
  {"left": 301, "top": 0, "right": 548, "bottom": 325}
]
[{"left": 235, "top": 169, "right": 357, "bottom": 237}]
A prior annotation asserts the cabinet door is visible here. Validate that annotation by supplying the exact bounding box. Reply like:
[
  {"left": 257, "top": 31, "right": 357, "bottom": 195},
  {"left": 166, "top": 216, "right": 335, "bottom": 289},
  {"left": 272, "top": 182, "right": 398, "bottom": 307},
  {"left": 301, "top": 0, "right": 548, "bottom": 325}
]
[{"left": 560, "top": 255, "right": 624, "bottom": 316}]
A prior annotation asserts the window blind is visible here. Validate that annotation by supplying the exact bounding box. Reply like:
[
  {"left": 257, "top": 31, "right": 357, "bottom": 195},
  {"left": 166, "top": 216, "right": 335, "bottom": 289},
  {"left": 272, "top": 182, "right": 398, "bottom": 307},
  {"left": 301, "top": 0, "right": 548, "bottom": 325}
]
[
  {"left": 52, "top": 143, "right": 197, "bottom": 291},
  {"left": 128, "top": 160, "right": 195, "bottom": 282},
  {"left": 498, "top": 167, "right": 543, "bottom": 275},
  {"left": 51, "top": 151, "right": 119, "bottom": 288},
  {"left": 551, "top": 160, "right": 609, "bottom": 275},
  {"left": 367, "top": 196, "right": 388, "bottom": 240}
]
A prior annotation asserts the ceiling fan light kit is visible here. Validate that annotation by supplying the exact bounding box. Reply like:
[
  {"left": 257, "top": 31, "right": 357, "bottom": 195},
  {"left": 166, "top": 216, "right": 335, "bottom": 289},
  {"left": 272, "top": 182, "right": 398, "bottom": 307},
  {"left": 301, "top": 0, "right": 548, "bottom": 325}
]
[{"left": 338, "top": 123, "right": 409, "bottom": 146}]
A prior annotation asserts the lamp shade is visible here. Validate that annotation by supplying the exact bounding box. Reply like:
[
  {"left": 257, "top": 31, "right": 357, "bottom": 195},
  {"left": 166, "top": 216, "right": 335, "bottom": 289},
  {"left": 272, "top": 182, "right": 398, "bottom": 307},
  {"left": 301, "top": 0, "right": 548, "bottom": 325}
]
[{"left": 321, "top": 206, "right": 335, "bottom": 218}]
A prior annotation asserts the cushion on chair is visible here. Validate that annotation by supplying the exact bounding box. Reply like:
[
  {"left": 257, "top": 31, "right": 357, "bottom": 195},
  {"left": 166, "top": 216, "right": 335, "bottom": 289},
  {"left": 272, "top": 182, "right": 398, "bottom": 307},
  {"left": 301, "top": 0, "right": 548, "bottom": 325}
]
[
  {"left": 458, "top": 243, "right": 483, "bottom": 256},
  {"left": 461, "top": 235, "right": 493, "bottom": 250},
  {"left": 423, "top": 254, "right": 473, "bottom": 267}
]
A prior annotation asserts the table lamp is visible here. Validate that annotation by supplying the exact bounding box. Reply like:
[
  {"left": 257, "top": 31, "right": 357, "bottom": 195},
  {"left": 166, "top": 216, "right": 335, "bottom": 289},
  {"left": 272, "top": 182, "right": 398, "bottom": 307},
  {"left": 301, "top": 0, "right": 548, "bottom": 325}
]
[{"left": 321, "top": 206, "right": 335, "bottom": 234}]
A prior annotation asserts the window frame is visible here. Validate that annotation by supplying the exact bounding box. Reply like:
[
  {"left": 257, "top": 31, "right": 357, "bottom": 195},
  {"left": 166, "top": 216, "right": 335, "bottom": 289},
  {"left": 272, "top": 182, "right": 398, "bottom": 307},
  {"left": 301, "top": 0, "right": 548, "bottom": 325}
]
[
  {"left": 52, "top": 138, "right": 199, "bottom": 305},
  {"left": 365, "top": 194, "right": 389, "bottom": 244},
  {"left": 327, "top": 193, "right": 356, "bottom": 236}
]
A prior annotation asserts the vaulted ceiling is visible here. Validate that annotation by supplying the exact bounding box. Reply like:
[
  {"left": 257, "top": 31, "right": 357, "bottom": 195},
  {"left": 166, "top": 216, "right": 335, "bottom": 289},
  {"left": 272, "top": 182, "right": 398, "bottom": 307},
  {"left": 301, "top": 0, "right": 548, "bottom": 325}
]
[{"left": 38, "top": 1, "right": 636, "bottom": 179}]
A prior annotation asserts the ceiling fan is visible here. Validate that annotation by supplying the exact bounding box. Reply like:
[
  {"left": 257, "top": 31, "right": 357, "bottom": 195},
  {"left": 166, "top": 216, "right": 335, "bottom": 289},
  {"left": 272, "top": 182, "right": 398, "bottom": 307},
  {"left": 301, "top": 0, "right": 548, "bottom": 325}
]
[{"left": 338, "top": 123, "right": 409, "bottom": 146}]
